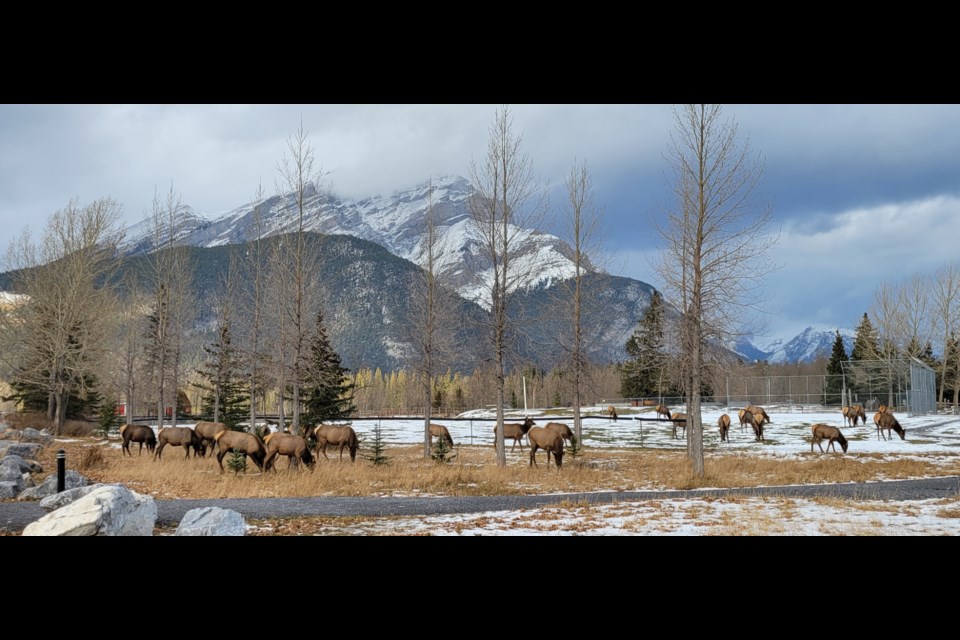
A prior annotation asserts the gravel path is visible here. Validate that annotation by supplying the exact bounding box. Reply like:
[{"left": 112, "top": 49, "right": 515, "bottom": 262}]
[{"left": 3, "top": 475, "right": 959, "bottom": 532}]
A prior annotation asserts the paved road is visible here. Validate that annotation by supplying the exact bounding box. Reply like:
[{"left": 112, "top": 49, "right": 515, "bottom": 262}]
[{"left": 3, "top": 476, "right": 960, "bottom": 532}]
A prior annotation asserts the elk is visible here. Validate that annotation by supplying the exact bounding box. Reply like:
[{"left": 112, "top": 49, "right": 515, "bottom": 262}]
[
  {"left": 194, "top": 420, "right": 226, "bottom": 457},
  {"left": 310, "top": 424, "right": 360, "bottom": 462},
  {"left": 120, "top": 424, "right": 157, "bottom": 457},
  {"left": 214, "top": 429, "right": 267, "bottom": 473},
  {"left": 493, "top": 416, "right": 536, "bottom": 452},
  {"left": 428, "top": 423, "right": 455, "bottom": 449},
  {"left": 748, "top": 411, "right": 765, "bottom": 442},
  {"left": 841, "top": 406, "right": 853, "bottom": 427},
  {"left": 263, "top": 433, "right": 314, "bottom": 471},
  {"left": 155, "top": 427, "right": 203, "bottom": 460},
  {"left": 744, "top": 405, "right": 770, "bottom": 426},
  {"left": 655, "top": 404, "right": 671, "bottom": 420},
  {"left": 545, "top": 422, "right": 573, "bottom": 441},
  {"left": 737, "top": 408, "right": 750, "bottom": 433},
  {"left": 607, "top": 406, "right": 618, "bottom": 422},
  {"left": 876, "top": 411, "right": 906, "bottom": 441},
  {"left": 527, "top": 426, "right": 564, "bottom": 468},
  {"left": 670, "top": 412, "right": 687, "bottom": 439},
  {"left": 718, "top": 414, "right": 731, "bottom": 442},
  {"left": 810, "top": 423, "right": 848, "bottom": 453}
]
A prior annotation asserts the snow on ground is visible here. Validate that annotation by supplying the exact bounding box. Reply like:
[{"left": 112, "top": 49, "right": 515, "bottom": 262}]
[
  {"left": 145, "top": 405, "right": 960, "bottom": 457},
  {"left": 246, "top": 496, "right": 960, "bottom": 536}
]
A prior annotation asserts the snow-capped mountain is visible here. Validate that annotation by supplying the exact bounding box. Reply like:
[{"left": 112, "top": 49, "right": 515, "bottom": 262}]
[
  {"left": 120, "top": 175, "right": 586, "bottom": 308},
  {"left": 735, "top": 326, "right": 855, "bottom": 364}
]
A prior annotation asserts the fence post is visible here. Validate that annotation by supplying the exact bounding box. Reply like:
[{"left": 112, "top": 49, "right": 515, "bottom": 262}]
[{"left": 56, "top": 449, "right": 66, "bottom": 493}]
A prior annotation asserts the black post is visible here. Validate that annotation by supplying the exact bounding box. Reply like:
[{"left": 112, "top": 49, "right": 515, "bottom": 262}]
[{"left": 56, "top": 449, "right": 66, "bottom": 493}]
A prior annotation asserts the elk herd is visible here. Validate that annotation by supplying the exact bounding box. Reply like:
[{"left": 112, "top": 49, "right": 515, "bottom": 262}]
[{"left": 118, "top": 400, "right": 909, "bottom": 474}]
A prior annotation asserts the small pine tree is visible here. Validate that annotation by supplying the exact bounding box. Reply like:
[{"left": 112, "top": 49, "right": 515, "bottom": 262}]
[
  {"left": 302, "top": 309, "right": 357, "bottom": 426},
  {"left": 431, "top": 432, "right": 452, "bottom": 463},
  {"left": 510, "top": 389, "right": 518, "bottom": 409},
  {"left": 566, "top": 434, "right": 582, "bottom": 459},
  {"left": 194, "top": 321, "right": 248, "bottom": 430},
  {"left": 825, "top": 330, "right": 848, "bottom": 405},
  {"left": 97, "top": 401, "right": 122, "bottom": 438},
  {"left": 226, "top": 449, "right": 247, "bottom": 475},
  {"left": 365, "top": 423, "right": 389, "bottom": 466},
  {"left": 620, "top": 290, "right": 672, "bottom": 399}
]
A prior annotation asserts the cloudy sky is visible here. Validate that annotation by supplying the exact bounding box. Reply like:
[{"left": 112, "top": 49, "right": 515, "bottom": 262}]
[{"left": 1, "top": 104, "right": 958, "bottom": 342}]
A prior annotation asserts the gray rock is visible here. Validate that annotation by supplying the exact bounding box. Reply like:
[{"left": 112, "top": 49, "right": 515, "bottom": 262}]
[
  {"left": 39, "top": 484, "right": 119, "bottom": 511},
  {"left": 0, "top": 481, "right": 20, "bottom": 499},
  {"left": 0, "top": 454, "right": 40, "bottom": 474},
  {"left": 19, "top": 428, "right": 53, "bottom": 446},
  {"left": 17, "top": 470, "right": 89, "bottom": 501},
  {"left": 1, "top": 443, "right": 43, "bottom": 459},
  {"left": 21, "top": 473, "right": 34, "bottom": 488},
  {"left": 174, "top": 507, "right": 246, "bottom": 536},
  {"left": 22, "top": 485, "right": 157, "bottom": 536},
  {"left": 39, "top": 429, "right": 52, "bottom": 436},
  {"left": 0, "top": 462, "right": 23, "bottom": 491}
]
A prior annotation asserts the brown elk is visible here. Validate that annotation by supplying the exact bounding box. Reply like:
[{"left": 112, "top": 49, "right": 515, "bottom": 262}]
[
  {"left": 848, "top": 405, "right": 866, "bottom": 426},
  {"left": 263, "top": 433, "right": 314, "bottom": 471},
  {"left": 545, "top": 422, "right": 573, "bottom": 441},
  {"left": 744, "top": 405, "right": 770, "bottom": 426},
  {"left": 810, "top": 423, "right": 848, "bottom": 453},
  {"left": 670, "top": 412, "right": 687, "bottom": 439},
  {"left": 718, "top": 414, "right": 731, "bottom": 442},
  {"left": 493, "top": 416, "right": 536, "bottom": 452},
  {"left": 747, "top": 411, "right": 765, "bottom": 442},
  {"left": 737, "top": 409, "right": 750, "bottom": 433},
  {"left": 527, "top": 426, "right": 565, "bottom": 468},
  {"left": 194, "top": 420, "right": 226, "bottom": 457},
  {"left": 655, "top": 404, "right": 671, "bottom": 420},
  {"left": 876, "top": 411, "right": 906, "bottom": 441},
  {"left": 155, "top": 427, "right": 203, "bottom": 460},
  {"left": 428, "top": 423, "right": 455, "bottom": 448},
  {"left": 310, "top": 424, "right": 359, "bottom": 461},
  {"left": 607, "top": 406, "right": 618, "bottom": 422},
  {"left": 120, "top": 424, "right": 157, "bottom": 457},
  {"left": 841, "top": 406, "right": 852, "bottom": 427},
  {"left": 214, "top": 429, "right": 267, "bottom": 473}
]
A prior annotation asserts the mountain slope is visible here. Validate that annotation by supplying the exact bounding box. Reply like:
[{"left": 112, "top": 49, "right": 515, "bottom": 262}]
[{"left": 736, "top": 326, "right": 856, "bottom": 364}]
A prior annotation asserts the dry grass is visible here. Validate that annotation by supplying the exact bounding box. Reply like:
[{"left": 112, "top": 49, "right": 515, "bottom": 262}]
[
  {"left": 32, "top": 435, "right": 960, "bottom": 501},
  {"left": 2, "top": 411, "right": 95, "bottom": 436}
]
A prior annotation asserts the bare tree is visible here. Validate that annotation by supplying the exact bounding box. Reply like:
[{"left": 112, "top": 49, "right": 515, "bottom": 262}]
[
  {"left": 931, "top": 263, "right": 960, "bottom": 404},
  {"left": 468, "top": 105, "right": 548, "bottom": 467},
  {"left": 654, "top": 104, "right": 776, "bottom": 477},
  {"left": 0, "top": 197, "right": 124, "bottom": 433},
  {"left": 118, "top": 270, "right": 146, "bottom": 425},
  {"left": 143, "top": 186, "right": 194, "bottom": 430},
  {"left": 408, "top": 181, "right": 459, "bottom": 458},
  {"left": 558, "top": 160, "right": 604, "bottom": 445},
  {"left": 241, "top": 184, "right": 269, "bottom": 433},
  {"left": 273, "top": 124, "right": 322, "bottom": 435}
]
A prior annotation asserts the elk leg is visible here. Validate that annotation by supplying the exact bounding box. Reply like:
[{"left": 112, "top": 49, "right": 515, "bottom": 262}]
[
  {"left": 216, "top": 449, "right": 227, "bottom": 474},
  {"left": 529, "top": 445, "right": 538, "bottom": 467},
  {"left": 264, "top": 451, "right": 276, "bottom": 472},
  {"left": 155, "top": 442, "right": 164, "bottom": 460}
]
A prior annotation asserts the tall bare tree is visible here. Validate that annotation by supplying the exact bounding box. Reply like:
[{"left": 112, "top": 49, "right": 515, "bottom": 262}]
[
  {"left": 273, "top": 124, "right": 322, "bottom": 435},
  {"left": 143, "top": 186, "right": 194, "bottom": 430},
  {"left": 0, "top": 197, "right": 124, "bottom": 433},
  {"left": 409, "top": 181, "right": 458, "bottom": 457},
  {"left": 654, "top": 104, "right": 775, "bottom": 477},
  {"left": 468, "top": 105, "right": 548, "bottom": 467},
  {"left": 559, "top": 160, "right": 604, "bottom": 445},
  {"left": 931, "top": 263, "right": 960, "bottom": 404},
  {"left": 241, "top": 184, "right": 269, "bottom": 432}
]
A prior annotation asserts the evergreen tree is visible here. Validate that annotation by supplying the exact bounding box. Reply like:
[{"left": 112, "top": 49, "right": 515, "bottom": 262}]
[
  {"left": 620, "top": 290, "right": 669, "bottom": 398},
  {"left": 825, "top": 330, "right": 848, "bottom": 405},
  {"left": 226, "top": 449, "right": 247, "bottom": 474},
  {"left": 194, "top": 321, "right": 248, "bottom": 430},
  {"left": 365, "top": 422, "right": 389, "bottom": 465},
  {"left": 301, "top": 309, "right": 356, "bottom": 427},
  {"left": 431, "top": 429, "right": 451, "bottom": 463},
  {"left": 850, "top": 312, "right": 878, "bottom": 361}
]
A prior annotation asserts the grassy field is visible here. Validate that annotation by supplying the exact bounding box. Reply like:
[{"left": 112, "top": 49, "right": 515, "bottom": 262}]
[{"left": 32, "top": 435, "right": 960, "bottom": 501}]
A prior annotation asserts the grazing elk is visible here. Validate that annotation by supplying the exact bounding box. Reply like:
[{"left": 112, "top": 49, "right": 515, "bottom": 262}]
[
  {"left": 120, "top": 424, "right": 157, "bottom": 457},
  {"left": 810, "top": 423, "right": 848, "bottom": 453},
  {"left": 748, "top": 411, "right": 765, "bottom": 442},
  {"left": 876, "top": 411, "right": 906, "bottom": 441},
  {"left": 493, "top": 416, "right": 536, "bottom": 452},
  {"left": 545, "top": 422, "right": 573, "bottom": 441},
  {"left": 744, "top": 405, "right": 770, "bottom": 426},
  {"left": 310, "top": 424, "right": 360, "bottom": 461},
  {"left": 263, "top": 433, "right": 314, "bottom": 471},
  {"left": 214, "top": 429, "right": 267, "bottom": 473},
  {"left": 718, "top": 414, "right": 731, "bottom": 442},
  {"left": 527, "top": 426, "right": 565, "bottom": 469},
  {"left": 194, "top": 420, "right": 226, "bottom": 457},
  {"left": 670, "top": 412, "right": 687, "bottom": 439},
  {"left": 155, "top": 427, "right": 203, "bottom": 460},
  {"left": 737, "top": 408, "right": 750, "bottom": 433},
  {"left": 655, "top": 404, "right": 671, "bottom": 420},
  {"left": 607, "top": 406, "right": 618, "bottom": 422},
  {"left": 841, "top": 406, "right": 853, "bottom": 427},
  {"left": 428, "top": 423, "right": 455, "bottom": 449}
]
